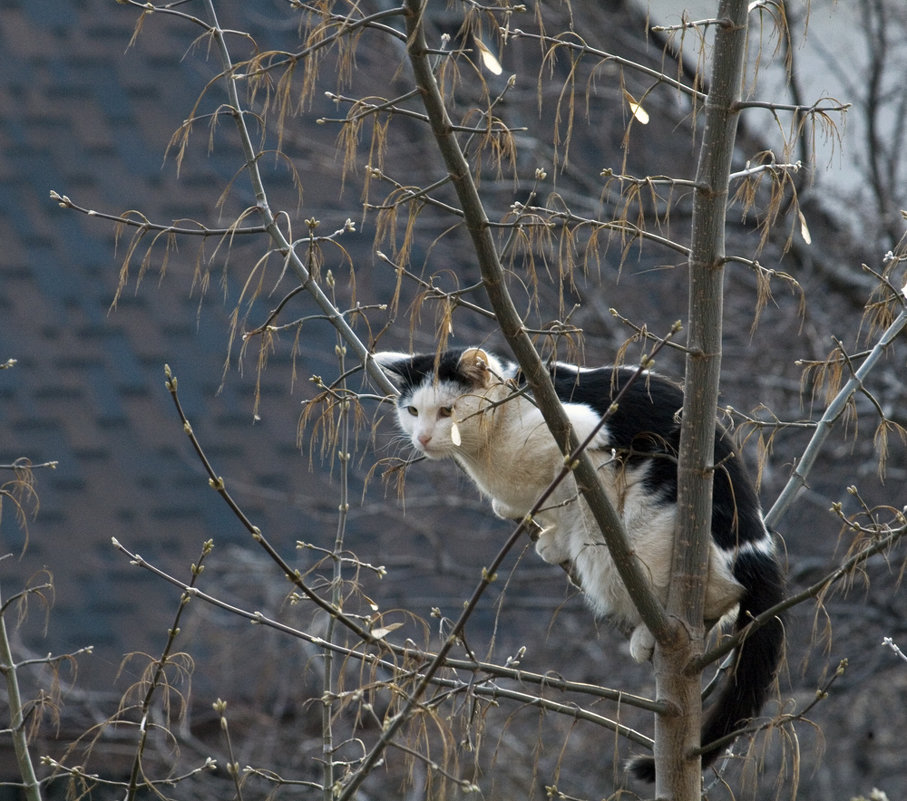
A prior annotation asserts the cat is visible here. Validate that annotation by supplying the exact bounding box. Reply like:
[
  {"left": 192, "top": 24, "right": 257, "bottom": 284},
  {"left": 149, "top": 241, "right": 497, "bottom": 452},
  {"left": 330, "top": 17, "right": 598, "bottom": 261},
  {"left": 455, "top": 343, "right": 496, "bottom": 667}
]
[{"left": 375, "top": 346, "right": 784, "bottom": 781}]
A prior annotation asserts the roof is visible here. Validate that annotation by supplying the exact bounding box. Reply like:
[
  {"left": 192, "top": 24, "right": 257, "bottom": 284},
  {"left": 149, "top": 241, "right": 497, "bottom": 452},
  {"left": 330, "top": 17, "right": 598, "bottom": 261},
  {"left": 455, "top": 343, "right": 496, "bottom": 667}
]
[{"left": 0, "top": 0, "right": 350, "bottom": 683}]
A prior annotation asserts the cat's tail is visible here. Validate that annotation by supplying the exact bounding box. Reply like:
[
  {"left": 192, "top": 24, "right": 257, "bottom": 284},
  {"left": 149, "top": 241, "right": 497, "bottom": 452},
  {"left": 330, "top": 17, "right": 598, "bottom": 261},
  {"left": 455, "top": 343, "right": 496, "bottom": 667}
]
[{"left": 628, "top": 544, "right": 784, "bottom": 783}]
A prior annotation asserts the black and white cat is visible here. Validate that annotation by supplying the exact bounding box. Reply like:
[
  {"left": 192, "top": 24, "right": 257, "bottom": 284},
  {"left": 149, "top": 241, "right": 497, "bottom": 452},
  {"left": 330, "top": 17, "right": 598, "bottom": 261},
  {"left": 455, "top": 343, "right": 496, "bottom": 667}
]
[{"left": 376, "top": 346, "right": 784, "bottom": 780}]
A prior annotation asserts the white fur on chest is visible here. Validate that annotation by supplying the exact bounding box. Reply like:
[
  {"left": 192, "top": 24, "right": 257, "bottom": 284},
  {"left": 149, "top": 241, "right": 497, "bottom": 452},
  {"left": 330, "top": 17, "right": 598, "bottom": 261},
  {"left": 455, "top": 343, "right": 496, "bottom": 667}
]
[{"left": 457, "top": 402, "right": 563, "bottom": 510}]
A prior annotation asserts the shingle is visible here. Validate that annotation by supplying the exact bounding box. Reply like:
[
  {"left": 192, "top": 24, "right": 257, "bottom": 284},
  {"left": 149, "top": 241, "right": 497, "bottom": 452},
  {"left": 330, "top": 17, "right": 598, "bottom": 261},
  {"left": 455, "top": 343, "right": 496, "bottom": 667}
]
[{"left": 24, "top": 0, "right": 77, "bottom": 29}]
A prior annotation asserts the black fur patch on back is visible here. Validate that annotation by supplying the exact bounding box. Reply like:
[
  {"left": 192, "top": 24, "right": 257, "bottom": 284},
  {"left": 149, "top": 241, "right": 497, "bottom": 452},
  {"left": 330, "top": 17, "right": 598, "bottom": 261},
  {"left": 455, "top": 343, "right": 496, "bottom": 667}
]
[{"left": 544, "top": 363, "right": 766, "bottom": 551}]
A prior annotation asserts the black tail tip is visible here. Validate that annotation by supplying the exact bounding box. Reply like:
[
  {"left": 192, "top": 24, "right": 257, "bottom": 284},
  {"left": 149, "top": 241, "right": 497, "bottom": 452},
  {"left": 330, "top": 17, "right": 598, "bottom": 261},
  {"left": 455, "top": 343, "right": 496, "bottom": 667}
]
[{"left": 626, "top": 755, "right": 656, "bottom": 783}]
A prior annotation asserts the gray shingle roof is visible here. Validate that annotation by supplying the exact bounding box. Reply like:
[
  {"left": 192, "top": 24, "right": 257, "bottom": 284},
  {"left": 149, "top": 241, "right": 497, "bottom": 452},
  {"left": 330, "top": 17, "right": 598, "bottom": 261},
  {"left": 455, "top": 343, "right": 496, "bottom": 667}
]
[{"left": 1, "top": 0, "right": 335, "bottom": 685}]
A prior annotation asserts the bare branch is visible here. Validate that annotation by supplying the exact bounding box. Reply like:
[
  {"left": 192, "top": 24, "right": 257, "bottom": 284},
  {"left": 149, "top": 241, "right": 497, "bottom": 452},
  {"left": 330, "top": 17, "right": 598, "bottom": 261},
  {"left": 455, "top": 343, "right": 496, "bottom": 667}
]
[
  {"left": 201, "top": 0, "right": 397, "bottom": 395},
  {"left": 765, "top": 305, "right": 907, "bottom": 530},
  {"left": 0, "top": 579, "right": 43, "bottom": 801}
]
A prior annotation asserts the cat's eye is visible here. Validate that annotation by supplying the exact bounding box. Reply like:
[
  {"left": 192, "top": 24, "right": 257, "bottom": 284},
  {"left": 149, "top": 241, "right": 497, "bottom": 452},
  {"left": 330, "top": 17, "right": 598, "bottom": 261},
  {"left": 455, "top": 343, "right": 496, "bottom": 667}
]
[
  {"left": 406, "top": 405, "right": 418, "bottom": 417},
  {"left": 438, "top": 406, "right": 453, "bottom": 418}
]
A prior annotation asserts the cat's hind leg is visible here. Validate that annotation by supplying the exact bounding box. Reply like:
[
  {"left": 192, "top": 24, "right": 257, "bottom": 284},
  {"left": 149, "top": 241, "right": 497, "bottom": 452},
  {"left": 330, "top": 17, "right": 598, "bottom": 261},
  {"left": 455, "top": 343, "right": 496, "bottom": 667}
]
[{"left": 629, "top": 625, "right": 655, "bottom": 662}]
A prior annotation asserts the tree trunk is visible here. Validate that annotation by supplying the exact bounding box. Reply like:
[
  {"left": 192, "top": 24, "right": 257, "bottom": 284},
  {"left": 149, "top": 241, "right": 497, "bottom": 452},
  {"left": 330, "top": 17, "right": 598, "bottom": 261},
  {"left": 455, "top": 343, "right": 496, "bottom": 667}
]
[{"left": 657, "top": 1, "right": 750, "bottom": 797}]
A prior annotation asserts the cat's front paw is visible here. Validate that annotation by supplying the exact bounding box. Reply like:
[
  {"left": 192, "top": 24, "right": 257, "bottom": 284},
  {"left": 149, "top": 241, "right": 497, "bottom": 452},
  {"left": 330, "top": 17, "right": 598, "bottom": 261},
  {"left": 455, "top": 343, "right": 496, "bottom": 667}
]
[
  {"left": 491, "top": 498, "right": 525, "bottom": 520},
  {"left": 534, "top": 526, "right": 571, "bottom": 566},
  {"left": 629, "top": 625, "right": 656, "bottom": 663}
]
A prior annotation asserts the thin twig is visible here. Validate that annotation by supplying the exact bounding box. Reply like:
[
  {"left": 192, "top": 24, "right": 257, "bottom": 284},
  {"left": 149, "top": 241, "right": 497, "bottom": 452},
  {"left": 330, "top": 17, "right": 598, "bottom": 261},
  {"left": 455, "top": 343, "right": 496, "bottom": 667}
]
[
  {"left": 162, "top": 365, "right": 376, "bottom": 644},
  {"left": 508, "top": 27, "right": 707, "bottom": 102},
  {"left": 212, "top": 700, "right": 244, "bottom": 801},
  {"left": 202, "top": 0, "right": 397, "bottom": 396},
  {"left": 0, "top": 578, "right": 42, "bottom": 801},
  {"left": 124, "top": 541, "right": 213, "bottom": 801},
  {"left": 50, "top": 191, "right": 269, "bottom": 238},
  {"left": 321, "top": 326, "right": 353, "bottom": 801},
  {"left": 110, "top": 539, "right": 664, "bottom": 722},
  {"left": 690, "top": 517, "right": 907, "bottom": 673},
  {"left": 882, "top": 637, "right": 907, "bottom": 664},
  {"left": 765, "top": 306, "right": 907, "bottom": 529}
]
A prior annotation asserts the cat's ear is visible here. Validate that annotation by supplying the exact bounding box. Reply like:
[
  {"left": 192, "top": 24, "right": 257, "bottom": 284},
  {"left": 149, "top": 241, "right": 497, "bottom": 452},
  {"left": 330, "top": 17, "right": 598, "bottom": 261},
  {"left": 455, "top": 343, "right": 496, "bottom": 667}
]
[
  {"left": 458, "top": 348, "right": 495, "bottom": 388},
  {"left": 372, "top": 352, "right": 411, "bottom": 389}
]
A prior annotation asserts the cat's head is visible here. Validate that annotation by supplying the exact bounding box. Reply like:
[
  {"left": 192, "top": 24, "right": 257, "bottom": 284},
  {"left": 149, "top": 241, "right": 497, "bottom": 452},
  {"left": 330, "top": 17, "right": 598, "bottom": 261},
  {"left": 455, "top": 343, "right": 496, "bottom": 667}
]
[{"left": 375, "top": 347, "right": 511, "bottom": 459}]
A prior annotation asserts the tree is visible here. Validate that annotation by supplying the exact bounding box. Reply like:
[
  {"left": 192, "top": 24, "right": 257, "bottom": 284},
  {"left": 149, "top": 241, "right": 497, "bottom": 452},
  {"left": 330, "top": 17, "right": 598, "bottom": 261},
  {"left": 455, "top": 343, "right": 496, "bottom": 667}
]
[{"left": 25, "top": 1, "right": 907, "bottom": 800}]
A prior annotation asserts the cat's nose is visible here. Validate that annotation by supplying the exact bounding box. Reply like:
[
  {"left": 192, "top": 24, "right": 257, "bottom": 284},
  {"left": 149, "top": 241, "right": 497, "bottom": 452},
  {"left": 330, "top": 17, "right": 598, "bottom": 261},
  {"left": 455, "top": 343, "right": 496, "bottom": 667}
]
[{"left": 418, "top": 433, "right": 432, "bottom": 446}]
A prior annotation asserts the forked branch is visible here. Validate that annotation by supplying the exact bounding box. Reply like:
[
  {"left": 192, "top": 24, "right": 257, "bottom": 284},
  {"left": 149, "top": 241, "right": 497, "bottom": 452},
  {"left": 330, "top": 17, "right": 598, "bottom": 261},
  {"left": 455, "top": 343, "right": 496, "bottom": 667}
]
[{"left": 201, "top": 0, "right": 397, "bottom": 396}]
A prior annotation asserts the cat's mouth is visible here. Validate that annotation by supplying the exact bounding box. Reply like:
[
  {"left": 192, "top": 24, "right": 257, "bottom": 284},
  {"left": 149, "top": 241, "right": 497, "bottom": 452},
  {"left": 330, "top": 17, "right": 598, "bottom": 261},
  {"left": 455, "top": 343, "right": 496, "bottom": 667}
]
[{"left": 416, "top": 443, "right": 450, "bottom": 459}]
